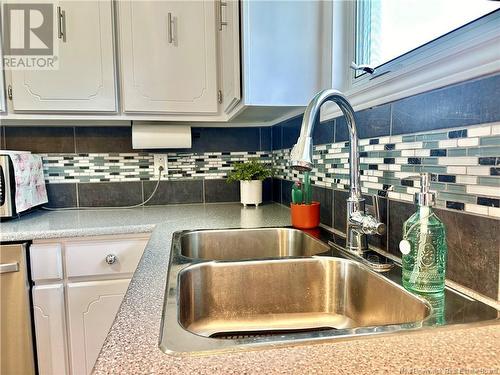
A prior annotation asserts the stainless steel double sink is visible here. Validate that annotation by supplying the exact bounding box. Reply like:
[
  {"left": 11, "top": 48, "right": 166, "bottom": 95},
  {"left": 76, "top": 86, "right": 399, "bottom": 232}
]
[{"left": 159, "top": 228, "right": 498, "bottom": 355}]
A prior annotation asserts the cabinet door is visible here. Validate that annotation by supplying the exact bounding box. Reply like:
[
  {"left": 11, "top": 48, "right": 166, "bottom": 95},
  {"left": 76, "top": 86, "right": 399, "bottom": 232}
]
[
  {"left": 118, "top": 1, "right": 218, "bottom": 113},
  {"left": 241, "top": 1, "right": 330, "bottom": 106},
  {"left": 66, "top": 279, "right": 130, "bottom": 375},
  {"left": 10, "top": 1, "right": 116, "bottom": 112},
  {"left": 32, "top": 284, "right": 69, "bottom": 375},
  {"left": 219, "top": 0, "right": 241, "bottom": 113}
]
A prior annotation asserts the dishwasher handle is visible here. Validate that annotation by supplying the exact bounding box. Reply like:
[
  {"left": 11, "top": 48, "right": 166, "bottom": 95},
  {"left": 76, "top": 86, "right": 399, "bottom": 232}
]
[{"left": 0, "top": 262, "right": 19, "bottom": 274}]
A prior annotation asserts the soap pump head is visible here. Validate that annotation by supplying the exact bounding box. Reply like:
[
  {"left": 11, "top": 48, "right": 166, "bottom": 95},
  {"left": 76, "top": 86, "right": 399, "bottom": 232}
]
[{"left": 415, "top": 173, "right": 436, "bottom": 207}]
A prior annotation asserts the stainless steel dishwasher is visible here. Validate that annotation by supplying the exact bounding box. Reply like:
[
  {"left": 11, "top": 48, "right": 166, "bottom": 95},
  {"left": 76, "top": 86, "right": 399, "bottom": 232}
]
[{"left": 0, "top": 243, "right": 36, "bottom": 375}]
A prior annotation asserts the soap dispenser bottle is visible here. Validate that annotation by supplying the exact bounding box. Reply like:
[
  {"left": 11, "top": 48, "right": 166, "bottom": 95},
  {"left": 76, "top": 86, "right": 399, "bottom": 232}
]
[{"left": 400, "top": 173, "right": 447, "bottom": 294}]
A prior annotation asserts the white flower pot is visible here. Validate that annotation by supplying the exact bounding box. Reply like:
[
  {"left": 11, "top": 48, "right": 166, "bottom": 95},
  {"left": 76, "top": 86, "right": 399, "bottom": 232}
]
[{"left": 240, "top": 180, "right": 263, "bottom": 207}]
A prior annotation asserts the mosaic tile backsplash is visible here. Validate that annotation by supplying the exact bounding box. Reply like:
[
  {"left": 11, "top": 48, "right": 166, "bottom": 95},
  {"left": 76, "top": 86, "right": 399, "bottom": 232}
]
[
  {"left": 273, "top": 122, "right": 500, "bottom": 219},
  {"left": 41, "top": 151, "right": 272, "bottom": 183},
  {"left": 35, "top": 121, "right": 500, "bottom": 219}
]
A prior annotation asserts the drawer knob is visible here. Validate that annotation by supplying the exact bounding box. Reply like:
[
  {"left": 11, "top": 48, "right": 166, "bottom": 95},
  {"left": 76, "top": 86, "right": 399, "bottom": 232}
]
[{"left": 105, "top": 254, "right": 117, "bottom": 265}]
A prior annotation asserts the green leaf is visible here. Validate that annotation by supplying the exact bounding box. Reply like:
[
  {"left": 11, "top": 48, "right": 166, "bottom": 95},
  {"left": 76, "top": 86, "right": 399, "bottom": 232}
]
[{"left": 226, "top": 159, "right": 273, "bottom": 183}]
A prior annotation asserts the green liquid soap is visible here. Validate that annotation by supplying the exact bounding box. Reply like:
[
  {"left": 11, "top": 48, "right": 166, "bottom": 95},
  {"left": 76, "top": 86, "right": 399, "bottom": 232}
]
[{"left": 401, "top": 205, "right": 447, "bottom": 294}]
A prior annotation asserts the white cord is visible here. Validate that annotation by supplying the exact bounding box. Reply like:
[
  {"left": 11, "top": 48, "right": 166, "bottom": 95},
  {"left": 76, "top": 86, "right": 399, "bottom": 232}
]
[{"left": 41, "top": 166, "right": 164, "bottom": 211}]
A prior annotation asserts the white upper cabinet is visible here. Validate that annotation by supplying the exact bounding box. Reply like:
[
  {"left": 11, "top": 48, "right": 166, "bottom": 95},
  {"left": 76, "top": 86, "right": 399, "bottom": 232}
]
[
  {"left": 118, "top": 1, "right": 218, "bottom": 114},
  {"left": 1, "top": 0, "right": 331, "bottom": 124},
  {"left": 219, "top": 0, "right": 241, "bottom": 114},
  {"left": 9, "top": 1, "right": 116, "bottom": 112},
  {"left": 240, "top": 1, "right": 331, "bottom": 107}
]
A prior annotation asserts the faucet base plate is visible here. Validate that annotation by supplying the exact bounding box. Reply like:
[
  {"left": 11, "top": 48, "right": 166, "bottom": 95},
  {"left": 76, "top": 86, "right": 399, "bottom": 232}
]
[{"left": 328, "top": 241, "right": 394, "bottom": 272}]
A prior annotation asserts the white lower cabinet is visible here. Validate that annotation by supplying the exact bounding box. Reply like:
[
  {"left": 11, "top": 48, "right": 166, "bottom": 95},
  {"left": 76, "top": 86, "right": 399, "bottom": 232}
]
[
  {"left": 32, "top": 284, "right": 69, "bottom": 375},
  {"left": 67, "top": 279, "right": 130, "bottom": 375},
  {"left": 30, "top": 234, "right": 149, "bottom": 375}
]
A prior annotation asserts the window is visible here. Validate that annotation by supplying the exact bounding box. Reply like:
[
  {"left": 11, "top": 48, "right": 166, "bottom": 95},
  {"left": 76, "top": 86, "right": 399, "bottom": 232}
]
[
  {"left": 323, "top": 1, "right": 500, "bottom": 121},
  {"left": 355, "top": 0, "right": 498, "bottom": 75}
]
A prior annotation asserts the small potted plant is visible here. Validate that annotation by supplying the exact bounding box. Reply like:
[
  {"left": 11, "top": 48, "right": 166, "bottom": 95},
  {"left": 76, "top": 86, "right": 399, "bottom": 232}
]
[
  {"left": 290, "top": 172, "right": 320, "bottom": 229},
  {"left": 227, "top": 159, "right": 272, "bottom": 207}
]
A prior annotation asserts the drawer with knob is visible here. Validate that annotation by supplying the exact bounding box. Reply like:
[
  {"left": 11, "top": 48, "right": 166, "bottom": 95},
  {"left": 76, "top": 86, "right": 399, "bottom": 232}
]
[{"left": 64, "top": 237, "right": 149, "bottom": 278}]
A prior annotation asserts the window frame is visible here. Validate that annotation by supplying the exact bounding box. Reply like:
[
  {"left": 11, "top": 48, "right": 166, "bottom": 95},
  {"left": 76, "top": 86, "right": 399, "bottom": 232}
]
[{"left": 321, "top": 2, "right": 500, "bottom": 122}]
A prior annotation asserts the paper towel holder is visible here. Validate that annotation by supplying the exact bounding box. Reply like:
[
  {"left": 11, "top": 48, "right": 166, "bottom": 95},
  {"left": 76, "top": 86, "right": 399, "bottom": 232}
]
[{"left": 132, "top": 123, "right": 192, "bottom": 149}]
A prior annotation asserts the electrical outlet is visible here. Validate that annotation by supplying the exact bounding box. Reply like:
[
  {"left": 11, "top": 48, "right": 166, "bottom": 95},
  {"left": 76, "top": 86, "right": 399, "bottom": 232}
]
[{"left": 153, "top": 154, "right": 168, "bottom": 176}]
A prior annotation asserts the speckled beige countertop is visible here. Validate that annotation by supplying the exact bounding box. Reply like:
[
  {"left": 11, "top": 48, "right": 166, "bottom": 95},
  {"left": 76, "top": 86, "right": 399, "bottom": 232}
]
[{"left": 1, "top": 203, "right": 498, "bottom": 374}]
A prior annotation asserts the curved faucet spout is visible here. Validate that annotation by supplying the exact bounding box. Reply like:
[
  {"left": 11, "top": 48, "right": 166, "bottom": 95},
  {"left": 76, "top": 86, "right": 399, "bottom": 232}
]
[
  {"left": 290, "top": 89, "right": 386, "bottom": 254},
  {"left": 290, "top": 89, "right": 362, "bottom": 200}
]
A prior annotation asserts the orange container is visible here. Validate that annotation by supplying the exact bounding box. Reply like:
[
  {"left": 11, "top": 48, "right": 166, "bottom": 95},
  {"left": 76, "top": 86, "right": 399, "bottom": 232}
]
[{"left": 290, "top": 201, "right": 320, "bottom": 229}]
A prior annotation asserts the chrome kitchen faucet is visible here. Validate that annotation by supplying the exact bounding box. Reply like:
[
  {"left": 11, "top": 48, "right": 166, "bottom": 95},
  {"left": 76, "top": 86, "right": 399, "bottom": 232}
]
[{"left": 290, "top": 89, "right": 386, "bottom": 256}]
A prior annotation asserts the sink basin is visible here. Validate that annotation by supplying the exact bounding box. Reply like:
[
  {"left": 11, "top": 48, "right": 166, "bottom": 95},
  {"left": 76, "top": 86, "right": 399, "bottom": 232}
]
[
  {"left": 180, "top": 228, "right": 329, "bottom": 260},
  {"left": 178, "top": 257, "right": 430, "bottom": 338},
  {"left": 160, "top": 227, "right": 499, "bottom": 355}
]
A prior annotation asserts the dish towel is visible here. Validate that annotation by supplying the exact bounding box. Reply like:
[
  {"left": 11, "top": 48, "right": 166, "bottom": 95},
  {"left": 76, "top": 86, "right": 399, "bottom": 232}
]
[{"left": 5, "top": 152, "right": 48, "bottom": 212}]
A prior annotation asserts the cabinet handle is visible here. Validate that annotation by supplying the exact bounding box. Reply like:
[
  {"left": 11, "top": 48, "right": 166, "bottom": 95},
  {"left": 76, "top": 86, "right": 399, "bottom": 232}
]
[
  {"left": 0, "top": 262, "right": 19, "bottom": 274},
  {"left": 105, "top": 254, "right": 117, "bottom": 265},
  {"left": 218, "top": 1, "right": 227, "bottom": 31},
  {"left": 167, "top": 12, "right": 174, "bottom": 44},
  {"left": 57, "top": 6, "right": 66, "bottom": 42}
]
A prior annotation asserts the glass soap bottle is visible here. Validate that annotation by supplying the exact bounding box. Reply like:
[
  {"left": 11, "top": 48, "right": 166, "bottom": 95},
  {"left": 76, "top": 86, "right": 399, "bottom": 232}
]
[{"left": 400, "top": 173, "right": 447, "bottom": 294}]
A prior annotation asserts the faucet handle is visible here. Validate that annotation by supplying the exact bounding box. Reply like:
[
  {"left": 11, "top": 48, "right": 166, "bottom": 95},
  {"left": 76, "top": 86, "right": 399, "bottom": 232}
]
[
  {"left": 351, "top": 193, "right": 387, "bottom": 236},
  {"left": 349, "top": 211, "right": 386, "bottom": 236},
  {"left": 367, "top": 192, "right": 388, "bottom": 222},
  {"left": 372, "top": 194, "right": 381, "bottom": 222}
]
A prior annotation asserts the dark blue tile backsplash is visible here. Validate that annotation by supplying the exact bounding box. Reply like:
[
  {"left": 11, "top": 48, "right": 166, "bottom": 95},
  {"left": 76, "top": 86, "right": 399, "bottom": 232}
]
[
  {"left": 392, "top": 74, "right": 500, "bottom": 135},
  {"left": 259, "top": 126, "right": 273, "bottom": 151},
  {"left": 273, "top": 115, "right": 336, "bottom": 148},
  {"left": 312, "top": 119, "right": 334, "bottom": 145},
  {"left": 190, "top": 127, "right": 264, "bottom": 152},
  {"left": 281, "top": 116, "right": 303, "bottom": 149},
  {"left": 336, "top": 103, "right": 392, "bottom": 141},
  {"left": 272, "top": 123, "right": 282, "bottom": 150}
]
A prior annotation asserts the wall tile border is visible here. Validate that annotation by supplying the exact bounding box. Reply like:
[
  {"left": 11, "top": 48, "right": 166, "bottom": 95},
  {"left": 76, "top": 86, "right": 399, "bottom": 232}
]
[
  {"left": 41, "top": 151, "right": 272, "bottom": 183},
  {"left": 273, "top": 122, "right": 500, "bottom": 219}
]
